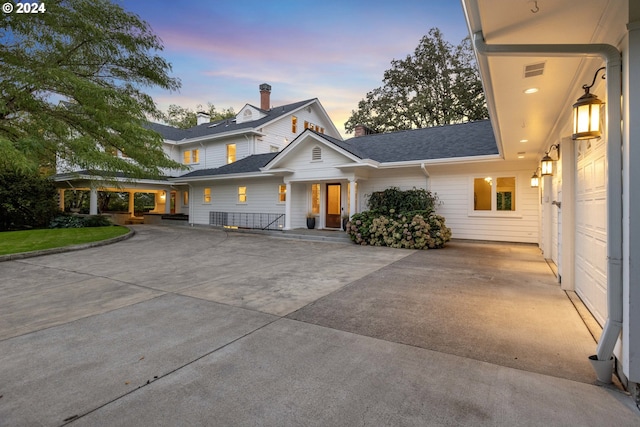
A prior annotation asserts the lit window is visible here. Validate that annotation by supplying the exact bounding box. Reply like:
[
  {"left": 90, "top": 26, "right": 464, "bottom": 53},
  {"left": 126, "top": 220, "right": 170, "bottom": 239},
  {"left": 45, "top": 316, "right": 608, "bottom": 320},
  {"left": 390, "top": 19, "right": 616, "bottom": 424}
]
[
  {"left": 311, "top": 183, "right": 320, "bottom": 214},
  {"left": 238, "top": 186, "right": 247, "bottom": 203},
  {"left": 227, "top": 144, "right": 236, "bottom": 164},
  {"left": 304, "top": 121, "right": 309, "bottom": 129},
  {"left": 292, "top": 116, "right": 297, "bottom": 133},
  {"left": 192, "top": 149, "right": 199, "bottom": 163},
  {"left": 473, "top": 176, "right": 516, "bottom": 212},
  {"left": 203, "top": 188, "right": 211, "bottom": 204},
  {"left": 184, "top": 151, "right": 191, "bottom": 164},
  {"left": 270, "top": 145, "right": 279, "bottom": 152},
  {"left": 183, "top": 191, "right": 189, "bottom": 206},
  {"left": 278, "top": 184, "right": 286, "bottom": 203},
  {"left": 311, "top": 146, "right": 321, "bottom": 161},
  {"left": 320, "top": 127, "right": 324, "bottom": 134}
]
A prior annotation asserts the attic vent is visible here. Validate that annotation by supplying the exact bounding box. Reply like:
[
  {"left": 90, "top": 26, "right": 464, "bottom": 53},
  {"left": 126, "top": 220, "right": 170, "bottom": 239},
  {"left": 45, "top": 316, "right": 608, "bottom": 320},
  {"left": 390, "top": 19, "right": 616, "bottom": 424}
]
[
  {"left": 524, "top": 62, "right": 545, "bottom": 78},
  {"left": 311, "top": 146, "right": 322, "bottom": 161}
]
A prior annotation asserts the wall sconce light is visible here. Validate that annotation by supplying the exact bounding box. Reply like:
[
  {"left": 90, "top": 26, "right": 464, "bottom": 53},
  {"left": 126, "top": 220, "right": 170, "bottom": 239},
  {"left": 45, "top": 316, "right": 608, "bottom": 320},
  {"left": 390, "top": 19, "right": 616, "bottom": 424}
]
[
  {"left": 572, "top": 67, "right": 605, "bottom": 140},
  {"left": 160, "top": 191, "right": 166, "bottom": 201},
  {"left": 530, "top": 168, "right": 540, "bottom": 188},
  {"left": 541, "top": 144, "right": 560, "bottom": 176}
]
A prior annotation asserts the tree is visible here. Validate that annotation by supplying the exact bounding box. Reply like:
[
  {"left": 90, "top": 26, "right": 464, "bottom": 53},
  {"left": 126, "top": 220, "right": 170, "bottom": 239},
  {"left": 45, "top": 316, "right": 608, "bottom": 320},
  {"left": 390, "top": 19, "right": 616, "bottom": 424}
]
[
  {"left": 0, "top": 0, "right": 183, "bottom": 178},
  {"left": 0, "top": 170, "right": 59, "bottom": 231},
  {"left": 345, "top": 28, "right": 488, "bottom": 134},
  {"left": 161, "top": 102, "right": 236, "bottom": 129}
]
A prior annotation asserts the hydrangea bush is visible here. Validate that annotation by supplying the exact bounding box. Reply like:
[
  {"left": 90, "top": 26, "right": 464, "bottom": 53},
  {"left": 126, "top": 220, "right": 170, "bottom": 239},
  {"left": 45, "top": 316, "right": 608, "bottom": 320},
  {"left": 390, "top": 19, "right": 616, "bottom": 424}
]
[{"left": 346, "top": 188, "right": 452, "bottom": 249}]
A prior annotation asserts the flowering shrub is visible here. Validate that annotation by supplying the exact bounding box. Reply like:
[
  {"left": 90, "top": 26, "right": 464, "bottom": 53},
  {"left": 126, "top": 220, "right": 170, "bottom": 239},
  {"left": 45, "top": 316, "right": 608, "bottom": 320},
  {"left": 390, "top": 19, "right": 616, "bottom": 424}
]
[
  {"left": 346, "top": 187, "right": 451, "bottom": 249},
  {"left": 347, "top": 210, "right": 451, "bottom": 249}
]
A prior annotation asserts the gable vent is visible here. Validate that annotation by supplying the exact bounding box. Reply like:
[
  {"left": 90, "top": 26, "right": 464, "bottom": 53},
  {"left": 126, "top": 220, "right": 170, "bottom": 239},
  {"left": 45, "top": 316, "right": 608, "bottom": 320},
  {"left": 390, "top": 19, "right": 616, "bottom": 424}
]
[
  {"left": 311, "top": 146, "right": 322, "bottom": 161},
  {"left": 524, "top": 62, "right": 545, "bottom": 78}
]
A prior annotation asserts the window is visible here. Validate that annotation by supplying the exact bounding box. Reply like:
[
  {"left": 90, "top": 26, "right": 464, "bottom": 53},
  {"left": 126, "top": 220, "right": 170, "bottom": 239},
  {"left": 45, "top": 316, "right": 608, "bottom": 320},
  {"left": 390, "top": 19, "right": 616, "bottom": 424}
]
[
  {"left": 192, "top": 149, "right": 199, "bottom": 163},
  {"left": 311, "top": 146, "right": 322, "bottom": 161},
  {"left": 203, "top": 188, "right": 211, "bottom": 204},
  {"left": 311, "top": 183, "right": 320, "bottom": 214},
  {"left": 473, "top": 176, "right": 516, "bottom": 212},
  {"left": 238, "top": 186, "right": 247, "bottom": 203},
  {"left": 227, "top": 144, "right": 236, "bottom": 164},
  {"left": 292, "top": 116, "right": 297, "bottom": 133},
  {"left": 183, "top": 191, "right": 189, "bottom": 206},
  {"left": 278, "top": 184, "right": 286, "bottom": 203},
  {"left": 270, "top": 145, "right": 279, "bottom": 152},
  {"left": 183, "top": 150, "right": 191, "bottom": 164}
]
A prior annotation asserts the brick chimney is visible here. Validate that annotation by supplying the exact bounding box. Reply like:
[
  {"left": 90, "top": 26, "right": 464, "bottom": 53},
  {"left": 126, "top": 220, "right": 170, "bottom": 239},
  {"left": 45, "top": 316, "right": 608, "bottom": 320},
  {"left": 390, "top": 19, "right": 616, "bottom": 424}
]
[
  {"left": 354, "top": 124, "right": 375, "bottom": 137},
  {"left": 259, "top": 83, "right": 271, "bottom": 110}
]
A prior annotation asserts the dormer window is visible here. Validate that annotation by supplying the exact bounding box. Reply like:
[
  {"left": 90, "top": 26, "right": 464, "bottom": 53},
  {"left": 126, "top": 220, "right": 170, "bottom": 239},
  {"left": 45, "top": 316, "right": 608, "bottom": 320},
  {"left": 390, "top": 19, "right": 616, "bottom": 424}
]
[{"left": 311, "top": 146, "right": 321, "bottom": 161}]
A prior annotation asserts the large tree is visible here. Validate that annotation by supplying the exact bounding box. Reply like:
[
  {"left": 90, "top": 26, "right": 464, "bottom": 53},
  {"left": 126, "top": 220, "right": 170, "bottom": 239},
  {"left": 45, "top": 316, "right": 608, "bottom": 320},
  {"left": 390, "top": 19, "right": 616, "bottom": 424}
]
[
  {"left": 162, "top": 102, "right": 236, "bottom": 129},
  {"left": 345, "top": 28, "right": 488, "bottom": 134},
  {"left": 0, "top": 0, "right": 183, "bottom": 178}
]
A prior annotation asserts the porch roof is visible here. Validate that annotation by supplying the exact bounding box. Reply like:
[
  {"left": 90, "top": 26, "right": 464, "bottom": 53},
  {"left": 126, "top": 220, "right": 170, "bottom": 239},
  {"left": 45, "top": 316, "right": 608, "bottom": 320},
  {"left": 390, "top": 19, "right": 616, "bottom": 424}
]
[{"left": 179, "top": 152, "right": 278, "bottom": 178}]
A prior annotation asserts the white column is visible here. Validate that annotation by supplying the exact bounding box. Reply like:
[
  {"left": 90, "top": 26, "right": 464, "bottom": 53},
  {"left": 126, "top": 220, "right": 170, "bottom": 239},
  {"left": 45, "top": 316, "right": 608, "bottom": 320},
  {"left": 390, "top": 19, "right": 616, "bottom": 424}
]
[
  {"left": 164, "top": 189, "right": 171, "bottom": 214},
  {"left": 284, "top": 182, "right": 292, "bottom": 230},
  {"left": 349, "top": 179, "right": 357, "bottom": 216},
  {"left": 58, "top": 189, "right": 65, "bottom": 211},
  {"left": 89, "top": 188, "right": 98, "bottom": 215},
  {"left": 560, "top": 138, "right": 575, "bottom": 291},
  {"left": 128, "top": 191, "right": 135, "bottom": 217},
  {"left": 541, "top": 175, "right": 552, "bottom": 259}
]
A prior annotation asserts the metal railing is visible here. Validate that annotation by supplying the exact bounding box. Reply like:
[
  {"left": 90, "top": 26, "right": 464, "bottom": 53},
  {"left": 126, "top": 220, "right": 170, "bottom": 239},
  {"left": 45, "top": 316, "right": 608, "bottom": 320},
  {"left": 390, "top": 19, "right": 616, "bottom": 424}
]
[{"left": 209, "top": 211, "right": 285, "bottom": 230}]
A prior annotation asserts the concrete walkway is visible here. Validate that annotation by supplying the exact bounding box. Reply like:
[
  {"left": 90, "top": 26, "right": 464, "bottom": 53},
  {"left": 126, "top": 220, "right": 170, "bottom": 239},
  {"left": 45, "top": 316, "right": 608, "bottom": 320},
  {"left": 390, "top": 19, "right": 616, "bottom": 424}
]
[{"left": 0, "top": 226, "right": 637, "bottom": 426}]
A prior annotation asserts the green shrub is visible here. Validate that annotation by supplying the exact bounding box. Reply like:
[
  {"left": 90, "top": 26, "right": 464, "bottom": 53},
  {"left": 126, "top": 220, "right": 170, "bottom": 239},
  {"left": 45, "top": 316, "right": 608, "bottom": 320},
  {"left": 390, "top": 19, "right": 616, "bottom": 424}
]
[
  {"left": 0, "top": 170, "right": 59, "bottom": 231},
  {"left": 49, "top": 214, "right": 112, "bottom": 228},
  {"left": 346, "top": 187, "right": 451, "bottom": 249}
]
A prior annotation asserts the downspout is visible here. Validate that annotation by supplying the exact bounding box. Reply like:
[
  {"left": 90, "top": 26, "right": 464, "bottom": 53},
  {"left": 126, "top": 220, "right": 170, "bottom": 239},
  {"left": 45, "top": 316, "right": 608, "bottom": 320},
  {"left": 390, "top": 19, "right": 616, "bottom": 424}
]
[{"left": 473, "top": 32, "right": 623, "bottom": 379}]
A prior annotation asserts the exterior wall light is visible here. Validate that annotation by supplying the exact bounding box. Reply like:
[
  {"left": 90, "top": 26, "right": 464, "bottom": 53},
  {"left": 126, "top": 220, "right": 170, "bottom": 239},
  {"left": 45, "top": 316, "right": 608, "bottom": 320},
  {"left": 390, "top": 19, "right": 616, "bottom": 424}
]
[
  {"left": 572, "top": 67, "right": 605, "bottom": 140},
  {"left": 541, "top": 144, "right": 560, "bottom": 176},
  {"left": 530, "top": 168, "right": 540, "bottom": 188}
]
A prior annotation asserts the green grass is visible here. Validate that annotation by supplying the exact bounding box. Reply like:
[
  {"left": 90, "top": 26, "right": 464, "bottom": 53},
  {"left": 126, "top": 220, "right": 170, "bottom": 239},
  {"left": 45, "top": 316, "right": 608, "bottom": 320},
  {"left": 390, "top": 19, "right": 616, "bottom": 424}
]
[{"left": 0, "top": 226, "right": 130, "bottom": 256}]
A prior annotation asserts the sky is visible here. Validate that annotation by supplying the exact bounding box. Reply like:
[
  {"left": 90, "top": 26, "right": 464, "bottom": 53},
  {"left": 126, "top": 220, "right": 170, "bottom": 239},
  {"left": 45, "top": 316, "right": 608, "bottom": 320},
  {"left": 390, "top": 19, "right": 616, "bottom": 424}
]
[{"left": 120, "top": 0, "right": 469, "bottom": 137}]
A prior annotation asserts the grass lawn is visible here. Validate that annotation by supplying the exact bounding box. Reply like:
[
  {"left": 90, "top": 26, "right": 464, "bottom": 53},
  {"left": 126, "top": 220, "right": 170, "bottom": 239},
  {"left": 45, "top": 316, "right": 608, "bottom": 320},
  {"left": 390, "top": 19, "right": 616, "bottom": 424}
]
[{"left": 0, "top": 226, "right": 130, "bottom": 256}]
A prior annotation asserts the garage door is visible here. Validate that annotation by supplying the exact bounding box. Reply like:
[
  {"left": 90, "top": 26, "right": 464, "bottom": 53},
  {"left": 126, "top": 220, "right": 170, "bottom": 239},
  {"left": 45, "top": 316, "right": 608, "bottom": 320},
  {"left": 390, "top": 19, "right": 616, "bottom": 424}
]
[{"left": 575, "top": 139, "right": 607, "bottom": 326}]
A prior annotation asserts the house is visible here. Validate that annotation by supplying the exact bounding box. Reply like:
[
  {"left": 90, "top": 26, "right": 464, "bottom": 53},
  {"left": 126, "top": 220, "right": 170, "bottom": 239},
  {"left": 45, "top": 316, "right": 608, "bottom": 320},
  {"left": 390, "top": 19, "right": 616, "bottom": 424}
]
[
  {"left": 54, "top": 84, "right": 341, "bottom": 219},
  {"left": 460, "top": 0, "right": 639, "bottom": 397}
]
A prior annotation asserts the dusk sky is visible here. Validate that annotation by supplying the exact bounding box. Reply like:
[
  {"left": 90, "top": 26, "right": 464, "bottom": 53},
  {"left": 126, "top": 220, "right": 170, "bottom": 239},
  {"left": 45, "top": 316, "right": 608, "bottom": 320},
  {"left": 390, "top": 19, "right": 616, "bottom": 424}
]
[{"left": 120, "top": 0, "right": 469, "bottom": 137}]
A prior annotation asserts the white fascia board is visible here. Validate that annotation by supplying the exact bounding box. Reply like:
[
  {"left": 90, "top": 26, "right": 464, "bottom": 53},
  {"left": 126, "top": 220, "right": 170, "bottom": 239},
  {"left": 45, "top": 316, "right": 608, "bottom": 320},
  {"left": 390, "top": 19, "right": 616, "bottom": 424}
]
[
  {"left": 334, "top": 160, "right": 380, "bottom": 170},
  {"left": 173, "top": 129, "right": 265, "bottom": 146},
  {"left": 171, "top": 172, "right": 273, "bottom": 183},
  {"left": 54, "top": 174, "right": 172, "bottom": 186},
  {"left": 378, "top": 154, "right": 503, "bottom": 169},
  {"left": 258, "top": 167, "right": 294, "bottom": 175}
]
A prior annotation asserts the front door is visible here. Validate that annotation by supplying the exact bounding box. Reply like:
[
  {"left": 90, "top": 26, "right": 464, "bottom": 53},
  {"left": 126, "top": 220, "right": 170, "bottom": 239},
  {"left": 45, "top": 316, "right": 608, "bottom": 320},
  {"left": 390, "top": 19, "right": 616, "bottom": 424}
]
[{"left": 326, "top": 183, "right": 341, "bottom": 228}]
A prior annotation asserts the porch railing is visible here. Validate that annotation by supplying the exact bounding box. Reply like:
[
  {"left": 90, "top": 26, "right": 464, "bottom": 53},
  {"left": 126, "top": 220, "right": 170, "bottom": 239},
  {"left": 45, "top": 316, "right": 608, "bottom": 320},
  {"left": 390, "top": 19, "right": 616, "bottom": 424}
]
[{"left": 209, "top": 211, "right": 285, "bottom": 230}]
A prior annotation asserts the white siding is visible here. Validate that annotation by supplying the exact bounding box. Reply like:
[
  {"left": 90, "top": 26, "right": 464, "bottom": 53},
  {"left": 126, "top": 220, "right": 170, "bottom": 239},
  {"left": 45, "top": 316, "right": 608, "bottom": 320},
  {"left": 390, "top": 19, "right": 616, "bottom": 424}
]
[
  {"left": 430, "top": 167, "right": 539, "bottom": 243},
  {"left": 189, "top": 177, "right": 285, "bottom": 226}
]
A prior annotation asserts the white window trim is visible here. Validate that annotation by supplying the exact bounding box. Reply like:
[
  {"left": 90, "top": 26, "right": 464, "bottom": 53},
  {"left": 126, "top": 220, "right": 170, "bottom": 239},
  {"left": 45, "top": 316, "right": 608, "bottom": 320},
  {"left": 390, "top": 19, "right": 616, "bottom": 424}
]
[
  {"left": 467, "top": 175, "right": 522, "bottom": 218},
  {"left": 237, "top": 186, "right": 247, "bottom": 204}
]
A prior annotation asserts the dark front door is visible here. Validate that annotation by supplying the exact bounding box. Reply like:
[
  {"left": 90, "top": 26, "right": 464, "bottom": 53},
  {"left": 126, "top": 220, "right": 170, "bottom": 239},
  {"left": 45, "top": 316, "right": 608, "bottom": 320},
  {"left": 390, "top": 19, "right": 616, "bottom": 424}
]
[{"left": 326, "top": 183, "right": 341, "bottom": 228}]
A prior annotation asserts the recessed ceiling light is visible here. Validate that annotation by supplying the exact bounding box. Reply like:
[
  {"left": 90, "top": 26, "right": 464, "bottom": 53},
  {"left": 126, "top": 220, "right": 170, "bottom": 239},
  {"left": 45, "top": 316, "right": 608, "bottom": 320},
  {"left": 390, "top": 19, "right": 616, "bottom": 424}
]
[
  {"left": 524, "top": 88, "right": 539, "bottom": 94},
  {"left": 517, "top": 151, "right": 526, "bottom": 159},
  {"left": 520, "top": 139, "right": 528, "bottom": 143}
]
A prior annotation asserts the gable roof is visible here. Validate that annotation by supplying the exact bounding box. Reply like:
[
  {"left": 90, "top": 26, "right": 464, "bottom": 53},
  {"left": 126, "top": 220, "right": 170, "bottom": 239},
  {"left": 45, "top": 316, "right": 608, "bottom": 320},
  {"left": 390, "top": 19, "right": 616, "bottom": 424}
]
[
  {"left": 147, "top": 99, "right": 320, "bottom": 142},
  {"left": 179, "top": 152, "right": 278, "bottom": 178}
]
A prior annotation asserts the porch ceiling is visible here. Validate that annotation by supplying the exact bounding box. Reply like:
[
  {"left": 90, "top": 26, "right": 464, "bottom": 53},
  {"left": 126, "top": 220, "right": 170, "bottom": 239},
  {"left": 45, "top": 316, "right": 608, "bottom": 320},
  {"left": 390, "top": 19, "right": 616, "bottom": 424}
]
[{"left": 463, "top": 0, "right": 627, "bottom": 162}]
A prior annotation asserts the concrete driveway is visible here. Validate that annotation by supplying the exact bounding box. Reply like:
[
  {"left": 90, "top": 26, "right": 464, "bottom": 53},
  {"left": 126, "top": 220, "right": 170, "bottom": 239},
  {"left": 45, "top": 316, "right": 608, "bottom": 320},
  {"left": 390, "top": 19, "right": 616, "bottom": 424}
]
[{"left": 0, "top": 225, "right": 638, "bottom": 426}]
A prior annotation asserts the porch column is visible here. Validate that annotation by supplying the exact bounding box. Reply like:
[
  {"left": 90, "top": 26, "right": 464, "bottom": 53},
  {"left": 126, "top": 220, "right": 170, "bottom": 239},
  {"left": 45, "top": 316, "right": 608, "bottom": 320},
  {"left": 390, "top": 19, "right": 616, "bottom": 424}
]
[
  {"left": 284, "top": 182, "right": 292, "bottom": 230},
  {"left": 58, "top": 189, "right": 65, "bottom": 211},
  {"left": 89, "top": 188, "right": 98, "bottom": 215},
  {"left": 164, "top": 189, "right": 171, "bottom": 214},
  {"left": 128, "top": 191, "right": 135, "bottom": 217},
  {"left": 349, "top": 179, "right": 357, "bottom": 216},
  {"left": 541, "top": 175, "right": 553, "bottom": 259},
  {"left": 560, "top": 138, "right": 575, "bottom": 291}
]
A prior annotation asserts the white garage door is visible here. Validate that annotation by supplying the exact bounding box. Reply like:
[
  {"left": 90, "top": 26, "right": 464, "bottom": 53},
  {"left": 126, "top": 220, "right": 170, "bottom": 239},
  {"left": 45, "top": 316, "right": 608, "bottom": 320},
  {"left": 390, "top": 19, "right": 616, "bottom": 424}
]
[{"left": 575, "top": 139, "right": 607, "bottom": 326}]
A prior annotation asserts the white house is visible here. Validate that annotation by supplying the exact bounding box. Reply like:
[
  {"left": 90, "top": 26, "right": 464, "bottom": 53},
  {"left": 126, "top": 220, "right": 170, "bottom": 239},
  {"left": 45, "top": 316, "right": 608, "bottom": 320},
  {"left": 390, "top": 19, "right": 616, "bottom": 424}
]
[{"left": 460, "top": 0, "right": 639, "bottom": 398}]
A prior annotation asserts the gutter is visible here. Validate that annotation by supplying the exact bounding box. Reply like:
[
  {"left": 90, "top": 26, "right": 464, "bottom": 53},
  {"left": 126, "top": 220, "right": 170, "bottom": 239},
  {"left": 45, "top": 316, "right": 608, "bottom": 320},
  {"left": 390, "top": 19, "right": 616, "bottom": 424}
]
[{"left": 473, "top": 31, "right": 622, "bottom": 382}]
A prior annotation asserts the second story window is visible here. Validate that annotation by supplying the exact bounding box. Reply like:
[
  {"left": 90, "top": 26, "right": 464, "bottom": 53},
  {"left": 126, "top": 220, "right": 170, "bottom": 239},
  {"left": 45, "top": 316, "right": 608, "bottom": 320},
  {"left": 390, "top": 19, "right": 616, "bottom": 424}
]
[
  {"left": 192, "top": 149, "right": 199, "bottom": 163},
  {"left": 183, "top": 150, "right": 191, "bottom": 164},
  {"left": 227, "top": 144, "right": 236, "bottom": 164},
  {"left": 292, "top": 116, "right": 297, "bottom": 133}
]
